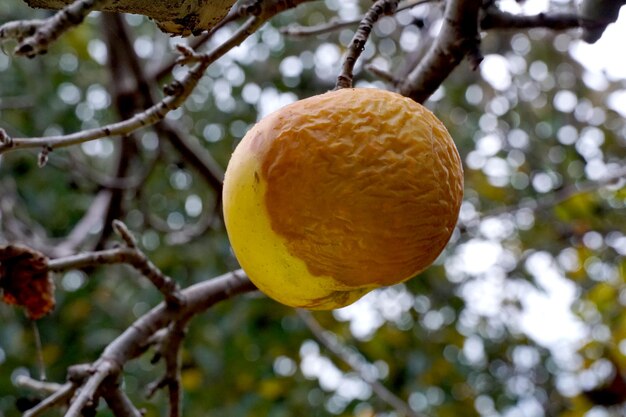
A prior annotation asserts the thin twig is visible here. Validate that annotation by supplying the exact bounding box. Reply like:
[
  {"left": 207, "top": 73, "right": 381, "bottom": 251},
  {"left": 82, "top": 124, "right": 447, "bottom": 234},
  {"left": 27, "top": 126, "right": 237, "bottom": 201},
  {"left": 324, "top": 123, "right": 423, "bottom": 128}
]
[
  {"left": 15, "top": 375, "right": 64, "bottom": 394},
  {"left": 113, "top": 220, "right": 183, "bottom": 307},
  {"left": 47, "top": 246, "right": 140, "bottom": 271},
  {"left": 47, "top": 220, "right": 183, "bottom": 307},
  {"left": 281, "top": 0, "right": 434, "bottom": 37},
  {"left": 21, "top": 382, "right": 76, "bottom": 417},
  {"left": 146, "top": 320, "right": 189, "bottom": 417},
  {"left": 297, "top": 310, "right": 420, "bottom": 417},
  {"left": 335, "top": 0, "right": 400, "bottom": 89},
  {"left": 365, "top": 63, "right": 397, "bottom": 84}
]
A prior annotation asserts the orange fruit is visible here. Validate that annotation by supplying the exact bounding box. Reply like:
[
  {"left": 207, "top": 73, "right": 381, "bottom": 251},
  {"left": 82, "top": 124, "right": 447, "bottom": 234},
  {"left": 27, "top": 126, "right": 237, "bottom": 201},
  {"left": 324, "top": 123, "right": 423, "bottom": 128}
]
[{"left": 223, "top": 88, "right": 463, "bottom": 310}]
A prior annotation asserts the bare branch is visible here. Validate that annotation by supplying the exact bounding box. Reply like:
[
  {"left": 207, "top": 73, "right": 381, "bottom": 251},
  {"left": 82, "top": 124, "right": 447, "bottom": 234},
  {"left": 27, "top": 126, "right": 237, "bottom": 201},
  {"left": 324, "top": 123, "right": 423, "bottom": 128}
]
[
  {"left": 0, "top": 0, "right": 316, "bottom": 157},
  {"left": 101, "top": 382, "right": 144, "bottom": 417},
  {"left": 365, "top": 63, "right": 398, "bottom": 84},
  {"left": 0, "top": 18, "right": 257, "bottom": 155},
  {"left": 47, "top": 220, "right": 183, "bottom": 306},
  {"left": 399, "top": 0, "right": 481, "bottom": 103},
  {"left": 146, "top": 320, "right": 189, "bottom": 417},
  {"left": 114, "top": 220, "right": 183, "bottom": 307},
  {"left": 281, "top": 0, "right": 435, "bottom": 37},
  {"left": 62, "top": 271, "right": 254, "bottom": 416},
  {"left": 481, "top": 7, "right": 582, "bottom": 31},
  {"left": 0, "top": 0, "right": 108, "bottom": 57},
  {"left": 297, "top": 310, "right": 420, "bottom": 417},
  {"left": 15, "top": 375, "right": 64, "bottom": 394},
  {"left": 335, "top": 0, "right": 399, "bottom": 89},
  {"left": 21, "top": 382, "right": 76, "bottom": 417},
  {"left": 47, "top": 246, "right": 138, "bottom": 271},
  {"left": 64, "top": 359, "right": 118, "bottom": 417}
]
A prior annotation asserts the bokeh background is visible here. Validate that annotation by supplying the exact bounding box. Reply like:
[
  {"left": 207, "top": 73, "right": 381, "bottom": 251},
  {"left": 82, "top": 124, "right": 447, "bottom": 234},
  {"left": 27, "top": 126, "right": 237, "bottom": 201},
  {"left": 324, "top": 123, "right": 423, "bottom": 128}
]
[{"left": 1, "top": 0, "right": 625, "bottom": 416}]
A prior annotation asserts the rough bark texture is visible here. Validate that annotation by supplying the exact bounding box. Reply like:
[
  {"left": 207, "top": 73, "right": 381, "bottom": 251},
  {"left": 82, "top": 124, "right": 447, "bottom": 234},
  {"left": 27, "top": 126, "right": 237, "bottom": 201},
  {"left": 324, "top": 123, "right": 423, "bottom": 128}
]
[{"left": 23, "top": 0, "right": 236, "bottom": 35}]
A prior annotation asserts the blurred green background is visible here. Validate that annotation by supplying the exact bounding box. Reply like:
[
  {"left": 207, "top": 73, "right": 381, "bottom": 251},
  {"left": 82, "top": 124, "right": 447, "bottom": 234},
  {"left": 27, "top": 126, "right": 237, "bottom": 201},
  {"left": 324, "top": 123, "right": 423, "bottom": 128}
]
[{"left": 1, "top": 0, "right": 626, "bottom": 416}]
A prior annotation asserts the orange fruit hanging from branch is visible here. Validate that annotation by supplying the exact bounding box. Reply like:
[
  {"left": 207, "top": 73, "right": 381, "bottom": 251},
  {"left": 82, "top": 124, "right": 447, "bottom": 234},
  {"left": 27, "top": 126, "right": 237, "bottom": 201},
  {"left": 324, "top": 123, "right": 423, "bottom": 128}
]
[{"left": 223, "top": 88, "right": 463, "bottom": 310}]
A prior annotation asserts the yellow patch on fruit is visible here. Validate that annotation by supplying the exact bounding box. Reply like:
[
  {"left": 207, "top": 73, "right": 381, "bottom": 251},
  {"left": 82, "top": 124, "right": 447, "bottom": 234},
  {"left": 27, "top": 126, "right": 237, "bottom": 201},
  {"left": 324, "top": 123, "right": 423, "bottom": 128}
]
[{"left": 223, "top": 88, "right": 463, "bottom": 310}]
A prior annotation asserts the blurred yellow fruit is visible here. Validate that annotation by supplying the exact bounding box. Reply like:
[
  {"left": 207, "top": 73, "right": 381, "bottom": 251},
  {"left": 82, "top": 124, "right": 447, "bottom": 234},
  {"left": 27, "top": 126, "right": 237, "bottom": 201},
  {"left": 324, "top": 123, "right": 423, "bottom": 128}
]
[{"left": 223, "top": 88, "right": 463, "bottom": 309}]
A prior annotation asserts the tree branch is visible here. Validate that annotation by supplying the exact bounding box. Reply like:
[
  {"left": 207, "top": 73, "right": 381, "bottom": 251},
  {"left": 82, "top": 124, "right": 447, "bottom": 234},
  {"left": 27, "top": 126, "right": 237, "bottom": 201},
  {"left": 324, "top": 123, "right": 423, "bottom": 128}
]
[
  {"left": 16, "top": 378, "right": 76, "bottom": 417},
  {"left": 146, "top": 320, "right": 189, "bottom": 417},
  {"left": 281, "top": 0, "right": 434, "bottom": 37},
  {"left": 0, "top": 0, "right": 108, "bottom": 57},
  {"left": 64, "top": 359, "right": 117, "bottom": 417},
  {"left": 47, "top": 220, "right": 183, "bottom": 307},
  {"left": 21, "top": 269, "right": 255, "bottom": 417},
  {"left": 101, "top": 382, "right": 144, "bottom": 417},
  {"left": 335, "top": 0, "right": 399, "bottom": 89},
  {"left": 399, "top": 0, "right": 481, "bottom": 103},
  {"left": 481, "top": 8, "right": 582, "bottom": 31},
  {"left": 0, "top": 17, "right": 256, "bottom": 156},
  {"left": 64, "top": 271, "right": 255, "bottom": 416}
]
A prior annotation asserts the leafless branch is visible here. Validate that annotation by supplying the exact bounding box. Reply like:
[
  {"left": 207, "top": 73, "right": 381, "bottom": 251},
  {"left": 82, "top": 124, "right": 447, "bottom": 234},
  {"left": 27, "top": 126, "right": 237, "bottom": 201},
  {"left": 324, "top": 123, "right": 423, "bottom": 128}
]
[
  {"left": 0, "top": 0, "right": 315, "bottom": 157},
  {"left": 0, "top": 0, "right": 108, "bottom": 57},
  {"left": 64, "top": 359, "right": 118, "bottom": 417},
  {"left": 365, "top": 63, "right": 397, "bottom": 84},
  {"left": 19, "top": 268, "right": 254, "bottom": 417},
  {"left": 15, "top": 375, "right": 65, "bottom": 394},
  {"left": 335, "top": 0, "right": 400, "bottom": 89},
  {"left": 399, "top": 0, "right": 481, "bottom": 103},
  {"left": 480, "top": 7, "right": 582, "bottom": 31},
  {"left": 67, "top": 270, "right": 254, "bottom": 417},
  {"left": 146, "top": 320, "right": 189, "bottom": 417},
  {"left": 20, "top": 382, "right": 76, "bottom": 417},
  {"left": 281, "top": 0, "right": 435, "bottom": 37},
  {"left": 297, "top": 310, "right": 420, "bottom": 417},
  {"left": 101, "top": 382, "right": 144, "bottom": 417},
  {"left": 0, "top": 17, "right": 256, "bottom": 156}
]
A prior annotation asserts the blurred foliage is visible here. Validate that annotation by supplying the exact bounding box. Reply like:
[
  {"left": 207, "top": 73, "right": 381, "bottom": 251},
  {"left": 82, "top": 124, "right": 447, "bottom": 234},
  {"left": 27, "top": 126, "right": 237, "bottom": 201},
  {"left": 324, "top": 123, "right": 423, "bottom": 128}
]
[{"left": 1, "top": 0, "right": 626, "bottom": 417}]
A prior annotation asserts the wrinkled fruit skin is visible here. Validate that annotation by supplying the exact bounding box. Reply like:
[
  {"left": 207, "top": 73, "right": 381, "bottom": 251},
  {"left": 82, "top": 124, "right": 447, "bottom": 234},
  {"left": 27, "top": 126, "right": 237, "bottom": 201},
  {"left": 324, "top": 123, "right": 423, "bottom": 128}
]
[{"left": 223, "top": 88, "right": 463, "bottom": 310}]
